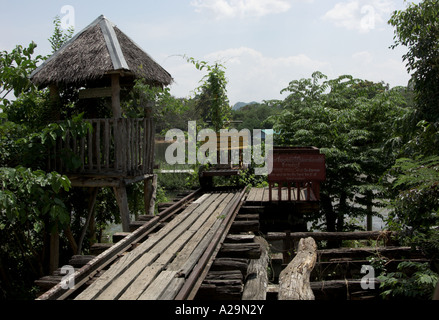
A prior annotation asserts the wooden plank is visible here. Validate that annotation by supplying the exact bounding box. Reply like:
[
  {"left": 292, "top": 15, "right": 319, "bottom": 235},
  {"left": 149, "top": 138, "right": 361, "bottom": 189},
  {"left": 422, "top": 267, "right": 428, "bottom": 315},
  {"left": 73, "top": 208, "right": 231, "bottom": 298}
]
[
  {"left": 138, "top": 271, "right": 178, "bottom": 300},
  {"left": 246, "top": 188, "right": 257, "bottom": 202},
  {"left": 158, "top": 278, "right": 185, "bottom": 300},
  {"left": 41, "top": 189, "right": 201, "bottom": 301},
  {"left": 88, "top": 123, "right": 93, "bottom": 171},
  {"left": 254, "top": 188, "right": 264, "bottom": 202},
  {"left": 96, "top": 120, "right": 101, "bottom": 173},
  {"left": 266, "top": 231, "right": 395, "bottom": 243},
  {"left": 88, "top": 193, "right": 222, "bottom": 300},
  {"left": 119, "top": 193, "right": 230, "bottom": 300},
  {"left": 175, "top": 188, "right": 246, "bottom": 300},
  {"left": 104, "top": 119, "right": 110, "bottom": 169},
  {"left": 74, "top": 195, "right": 206, "bottom": 300},
  {"left": 118, "top": 231, "right": 194, "bottom": 300},
  {"left": 262, "top": 187, "right": 270, "bottom": 202},
  {"left": 167, "top": 193, "right": 235, "bottom": 273}
]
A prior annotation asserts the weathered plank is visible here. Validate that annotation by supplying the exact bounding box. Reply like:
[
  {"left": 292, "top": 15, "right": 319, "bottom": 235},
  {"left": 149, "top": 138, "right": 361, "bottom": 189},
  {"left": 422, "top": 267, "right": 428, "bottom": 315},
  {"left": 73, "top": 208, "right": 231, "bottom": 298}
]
[
  {"left": 278, "top": 237, "right": 317, "bottom": 300},
  {"left": 127, "top": 193, "right": 235, "bottom": 300},
  {"left": 138, "top": 271, "right": 178, "bottom": 300},
  {"left": 218, "top": 243, "right": 261, "bottom": 259},
  {"left": 74, "top": 193, "right": 212, "bottom": 300},
  {"left": 94, "top": 193, "right": 223, "bottom": 300}
]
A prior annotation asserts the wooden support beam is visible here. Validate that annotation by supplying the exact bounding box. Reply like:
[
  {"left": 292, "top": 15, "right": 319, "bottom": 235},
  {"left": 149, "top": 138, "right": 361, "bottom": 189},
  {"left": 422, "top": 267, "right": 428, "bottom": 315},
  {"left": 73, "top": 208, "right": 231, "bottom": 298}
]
[
  {"left": 77, "top": 187, "right": 99, "bottom": 254},
  {"left": 266, "top": 231, "right": 396, "bottom": 244},
  {"left": 49, "top": 228, "right": 59, "bottom": 274},
  {"left": 113, "top": 184, "right": 130, "bottom": 232},
  {"left": 144, "top": 174, "right": 157, "bottom": 216},
  {"left": 278, "top": 237, "right": 317, "bottom": 300}
]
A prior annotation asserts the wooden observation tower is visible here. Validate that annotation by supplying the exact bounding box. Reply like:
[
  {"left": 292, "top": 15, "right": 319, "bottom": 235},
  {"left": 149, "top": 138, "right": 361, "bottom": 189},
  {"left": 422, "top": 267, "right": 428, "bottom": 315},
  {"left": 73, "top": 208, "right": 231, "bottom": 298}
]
[{"left": 30, "top": 15, "right": 173, "bottom": 269}]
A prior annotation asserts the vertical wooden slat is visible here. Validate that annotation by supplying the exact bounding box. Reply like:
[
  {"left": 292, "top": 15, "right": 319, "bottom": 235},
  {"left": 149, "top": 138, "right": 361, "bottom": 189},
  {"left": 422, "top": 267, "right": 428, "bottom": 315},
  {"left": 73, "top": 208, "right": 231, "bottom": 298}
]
[
  {"left": 127, "top": 119, "right": 132, "bottom": 175},
  {"left": 88, "top": 121, "right": 94, "bottom": 171},
  {"left": 142, "top": 118, "right": 148, "bottom": 174},
  {"left": 114, "top": 119, "right": 119, "bottom": 172},
  {"left": 96, "top": 120, "right": 101, "bottom": 173},
  {"left": 149, "top": 119, "right": 155, "bottom": 173},
  {"left": 80, "top": 136, "right": 85, "bottom": 172},
  {"left": 121, "top": 119, "right": 127, "bottom": 175},
  {"left": 296, "top": 182, "right": 301, "bottom": 201},
  {"left": 105, "top": 119, "right": 110, "bottom": 169},
  {"left": 135, "top": 120, "right": 139, "bottom": 174}
]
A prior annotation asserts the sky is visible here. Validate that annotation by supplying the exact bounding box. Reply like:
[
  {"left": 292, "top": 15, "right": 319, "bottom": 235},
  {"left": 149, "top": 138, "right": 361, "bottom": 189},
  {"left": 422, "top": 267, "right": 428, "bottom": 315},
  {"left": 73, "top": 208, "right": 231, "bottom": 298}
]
[{"left": 0, "top": 0, "right": 419, "bottom": 105}]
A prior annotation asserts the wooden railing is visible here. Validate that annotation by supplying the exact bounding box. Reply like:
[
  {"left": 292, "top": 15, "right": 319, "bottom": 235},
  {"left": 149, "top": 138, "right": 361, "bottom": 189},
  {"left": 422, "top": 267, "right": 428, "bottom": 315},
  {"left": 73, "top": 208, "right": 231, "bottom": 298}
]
[{"left": 48, "top": 118, "right": 155, "bottom": 177}]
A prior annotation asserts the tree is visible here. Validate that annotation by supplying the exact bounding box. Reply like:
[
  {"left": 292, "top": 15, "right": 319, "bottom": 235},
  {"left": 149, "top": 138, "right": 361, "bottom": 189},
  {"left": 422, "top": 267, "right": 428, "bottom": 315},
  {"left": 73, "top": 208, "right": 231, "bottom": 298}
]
[
  {"left": 389, "top": 0, "right": 439, "bottom": 124},
  {"left": 271, "top": 72, "right": 408, "bottom": 234},
  {"left": 386, "top": 0, "right": 439, "bottom": 263},
  {"left": 186, "top": 57, "right": 231, "bottom": 132}
]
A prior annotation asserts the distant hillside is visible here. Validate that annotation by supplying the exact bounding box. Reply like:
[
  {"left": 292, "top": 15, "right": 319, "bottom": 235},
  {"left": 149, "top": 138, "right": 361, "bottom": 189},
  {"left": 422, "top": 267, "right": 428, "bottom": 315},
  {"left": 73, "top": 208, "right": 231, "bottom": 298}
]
[{"left": 232, "top": 101, "right": 259, "bottom": 110}]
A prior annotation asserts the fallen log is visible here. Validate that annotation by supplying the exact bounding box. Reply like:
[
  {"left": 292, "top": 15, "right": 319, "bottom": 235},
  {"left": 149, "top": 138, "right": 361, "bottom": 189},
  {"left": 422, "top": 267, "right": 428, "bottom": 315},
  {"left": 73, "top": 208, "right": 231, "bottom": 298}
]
[
  {"left": 278, "top": 237, "right": 317, "bottom": 300},
  {"left": 242, "top": 236, "right": 269, "bottom": 300}
]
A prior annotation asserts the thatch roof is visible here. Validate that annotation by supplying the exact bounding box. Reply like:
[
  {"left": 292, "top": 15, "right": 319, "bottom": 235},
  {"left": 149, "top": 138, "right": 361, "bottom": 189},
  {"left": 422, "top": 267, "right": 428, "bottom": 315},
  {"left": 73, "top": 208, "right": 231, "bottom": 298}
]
[{"left": 30, "top": 15, "right": 173, "bottom": 87}]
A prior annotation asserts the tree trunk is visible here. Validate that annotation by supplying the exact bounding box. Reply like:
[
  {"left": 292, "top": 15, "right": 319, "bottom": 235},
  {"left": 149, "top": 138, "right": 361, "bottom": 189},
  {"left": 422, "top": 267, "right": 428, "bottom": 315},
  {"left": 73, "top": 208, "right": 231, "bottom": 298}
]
[
  {"left": 321, "top": 193, "right": 336, "bottom": 232},
  {"left": 278, "top": 237, "right": 317, "bottom": 300}
]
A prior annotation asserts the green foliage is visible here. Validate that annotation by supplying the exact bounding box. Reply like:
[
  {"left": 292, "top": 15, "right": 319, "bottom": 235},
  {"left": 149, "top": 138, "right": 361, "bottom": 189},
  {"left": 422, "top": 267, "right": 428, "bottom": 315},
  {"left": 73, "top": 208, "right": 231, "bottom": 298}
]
[
  {"left": 385, "top": 156, "right": 439, "bottom": 255},
  {"left": 389, "top": 0, "right": 439, "bottom": 123},
  {"left": 0, "top": 41, "right": 42, "bottom": 104},
  {"left": 48, "top": 16, "right": 74, "bottom": 53},
  {"left": 231, "top": 102, "right": 280, "bottom": 131},
  {"left": 271, "top": 71, "right": 409, "bottom": 232},
  {"left": 378, "top": 261, "right": 439, "bottom": 300},
  {"left": 0, "top": 166, "right": 71, "bottom": 228},
  {"left": 186, "top": 56, "right": 231, "bottom": 132}
]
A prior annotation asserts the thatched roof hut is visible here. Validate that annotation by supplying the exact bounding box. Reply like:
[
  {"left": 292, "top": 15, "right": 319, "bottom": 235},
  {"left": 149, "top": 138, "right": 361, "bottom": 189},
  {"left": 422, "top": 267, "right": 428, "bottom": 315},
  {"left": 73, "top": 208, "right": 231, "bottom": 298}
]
[{"left": 30, "top": 15, "right": 173, "bottom": 88}]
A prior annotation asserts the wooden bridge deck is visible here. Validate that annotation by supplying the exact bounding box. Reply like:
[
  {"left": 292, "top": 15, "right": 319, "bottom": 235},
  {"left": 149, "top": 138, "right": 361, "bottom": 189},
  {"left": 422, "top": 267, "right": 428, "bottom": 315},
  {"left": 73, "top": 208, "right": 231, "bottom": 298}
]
[{"left": 75, "top": 190, "right": 243, "bottom": 300}]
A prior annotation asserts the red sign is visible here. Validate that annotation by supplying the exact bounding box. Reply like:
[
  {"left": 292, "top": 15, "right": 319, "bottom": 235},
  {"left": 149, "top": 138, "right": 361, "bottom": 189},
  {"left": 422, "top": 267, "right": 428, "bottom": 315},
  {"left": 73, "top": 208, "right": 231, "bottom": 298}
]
[{"left": 268, "top": 148, "right": 326, "bottom": 182}]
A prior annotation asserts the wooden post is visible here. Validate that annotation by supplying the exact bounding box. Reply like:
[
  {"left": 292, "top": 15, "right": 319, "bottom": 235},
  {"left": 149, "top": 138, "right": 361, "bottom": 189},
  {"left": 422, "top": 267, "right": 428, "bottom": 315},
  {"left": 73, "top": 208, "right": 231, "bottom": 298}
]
[
  {"left": 278, "top": 237, "right": 317, "bottom": 300},
  {"left": 111, "top": 73, "right": 121, "bottom": 118},
  {"left": 113, "top": 183, "right": 131, "bottom": 232},
  {"left": 144, "top": 174, "right": 157, "bottom": 216},
  {"left": 77, "top": 187, "right": 99, "bottom": 254},
  {"left": 49, "top": 227, "right": 59, "bottom": 274}
]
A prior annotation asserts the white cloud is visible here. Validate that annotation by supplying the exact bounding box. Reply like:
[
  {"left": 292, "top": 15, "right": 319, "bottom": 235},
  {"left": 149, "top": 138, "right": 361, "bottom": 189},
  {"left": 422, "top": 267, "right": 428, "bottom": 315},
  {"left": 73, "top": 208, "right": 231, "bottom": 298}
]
[
  {"left": 190, "top": 0, "right": 293, "bottom": 19},
  {"left": 322, "top": 0, "right": 394, "bottom": 33},
  {"left": 165, "top": 47, "right": 330, "bottom": 103}
]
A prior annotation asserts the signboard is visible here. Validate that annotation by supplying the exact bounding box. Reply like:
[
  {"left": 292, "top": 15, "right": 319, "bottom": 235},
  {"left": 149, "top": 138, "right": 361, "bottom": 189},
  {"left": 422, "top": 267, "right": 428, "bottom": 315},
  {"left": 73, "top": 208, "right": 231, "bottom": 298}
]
[{"left": 268, "top": 148, "right": 326, "bottom": 182}]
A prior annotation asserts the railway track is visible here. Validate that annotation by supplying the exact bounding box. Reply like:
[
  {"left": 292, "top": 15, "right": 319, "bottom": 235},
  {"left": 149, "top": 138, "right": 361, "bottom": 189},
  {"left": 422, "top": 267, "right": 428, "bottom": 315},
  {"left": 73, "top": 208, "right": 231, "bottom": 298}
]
[{"left": 36, "top": 187, "right": 250, "bottom": 300}]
